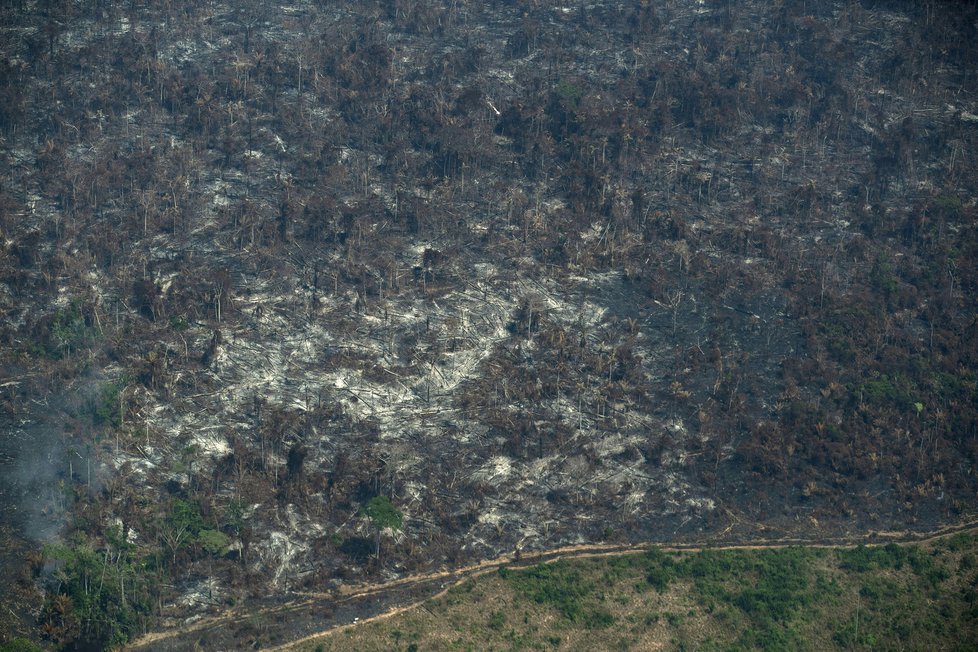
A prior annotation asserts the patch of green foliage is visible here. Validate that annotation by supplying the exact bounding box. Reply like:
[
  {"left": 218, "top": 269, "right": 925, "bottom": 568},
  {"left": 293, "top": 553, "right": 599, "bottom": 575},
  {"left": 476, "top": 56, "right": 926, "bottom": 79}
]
[
  {"left": 168, "top": 498, "right": 205, "bottom": 536},
  {"left": 554, "top": 79, "right": 584, "bottom": 108},
  {"left": 688, "top": 548, "right": 816, "bottom": 650},
  {"left": 169, "top": 316, "right": 190, "bottom": 331},
  {"left": 487, "top": 609, "right": 506, "bottom": 630},
  {"left": 0, "top": 639, "right": 44, "bottom": 652},
  {"left": 45, "top": 300, "right": 96, "bottom": 359},
  {"left": 932, "top": 193, "right": 963, "bottom": 219},
  {"left": 197, "top": 529, "right": 231, "bottom": 555},
  {"left": 830, "top": 543, "right": 962, "bottom": 649},
  {"left": 870, "top": 253, "right": 898, "bottom": 296},
  {"left": 42, "top": 529, "right": 156, "bottom": 649},
  {"left": 853, "top": 373, "right": 913, "bottom": 408},
  {"left": 91, "top": 377, "right": 127, "bottom": 428},
  {"left": 163, "top": 498, "right": 231, "bottom": 557},
  {"left": 223, "top": 498, "right": 246, "bottom": 536},
  {"left": 641, "top": 548, "right": 679, "bottom": 592},
  {"left": 500, "top": 561, "right": 615, "bottom": 629},
  {"left": 838, "top": 543, "right": 948, "bottom": 586},
  {"left": 364, "top": 496, "right": 403, "bottom": 531},
  {"left": 615, "top": 547, "right": 821, "bottom": 649}
]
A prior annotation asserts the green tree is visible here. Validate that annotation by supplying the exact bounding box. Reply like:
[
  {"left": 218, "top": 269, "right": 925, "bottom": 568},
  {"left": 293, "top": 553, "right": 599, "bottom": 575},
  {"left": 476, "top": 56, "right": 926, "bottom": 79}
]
[
  {"left": 159, "top": 498, "right": 203, "bottom": 564},
  {"left": 364, "top": 496, "right": 403, "bottom": 561},
  {"left": 41, "top": 533, "right": 153, "bottom": 649},
  {"left": 197, "top": 529, "right": 231, "bottom": 556}
]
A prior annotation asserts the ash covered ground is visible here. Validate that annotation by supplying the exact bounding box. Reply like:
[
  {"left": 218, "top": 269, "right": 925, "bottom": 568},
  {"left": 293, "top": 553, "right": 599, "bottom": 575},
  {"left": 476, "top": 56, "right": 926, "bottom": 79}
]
[{"left": 1, "top": 0, "right": 977, "bottom": 645}]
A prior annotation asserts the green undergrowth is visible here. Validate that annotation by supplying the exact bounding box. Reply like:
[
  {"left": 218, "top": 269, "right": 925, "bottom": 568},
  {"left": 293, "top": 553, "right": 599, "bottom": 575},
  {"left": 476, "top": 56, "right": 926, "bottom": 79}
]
[{"left": 304, "top": 533, "right": 978, "bottom": 651}]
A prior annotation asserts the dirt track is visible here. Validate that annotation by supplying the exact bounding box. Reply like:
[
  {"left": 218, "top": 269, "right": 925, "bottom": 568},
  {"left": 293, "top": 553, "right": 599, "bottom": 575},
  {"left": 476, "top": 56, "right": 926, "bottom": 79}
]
[{"left": 126, "top": 516, "right": 978, "bottom": 651}]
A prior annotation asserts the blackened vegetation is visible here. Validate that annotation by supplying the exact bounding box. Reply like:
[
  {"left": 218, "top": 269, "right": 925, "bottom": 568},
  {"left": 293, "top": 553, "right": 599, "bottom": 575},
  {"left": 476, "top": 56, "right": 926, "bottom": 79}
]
[{"left": 0, "top": 0, "right": 977, "bottom": 648}]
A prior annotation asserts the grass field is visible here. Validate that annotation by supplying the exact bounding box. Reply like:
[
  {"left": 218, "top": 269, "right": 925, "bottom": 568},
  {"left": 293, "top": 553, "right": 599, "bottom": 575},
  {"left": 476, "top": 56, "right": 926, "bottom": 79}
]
[{"left": 294, "top": 533, "right": 978, "bottom": 651}]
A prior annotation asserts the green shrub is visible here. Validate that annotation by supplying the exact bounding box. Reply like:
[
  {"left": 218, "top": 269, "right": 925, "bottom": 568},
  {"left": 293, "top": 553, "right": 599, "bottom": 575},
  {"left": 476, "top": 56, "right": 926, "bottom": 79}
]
[
  {"left": 198, "top": 529, "right": 231, "bottom": 555},
  {"left": 488, "top": 610, "right": 506, "bottom": 630},
  {"left": 839, "top": 543, "right": 910, "bottom": 572},
  {"left": 859, "top": 577, "right": 901, "bottom": 606},
  {"left": 45, "top": 300, "right": 95, "bottom": 359},
  {"left": 582, "top": 607, "right": 615, "bottom": 629},
  {"left": 945, "top": 533, "right": 974, "bottom": 552},
  {"left": 833, "top": 618, "right": 878, "bottom": 648},
  {"left": 501, "top": 561, "right": 615, "bottom": 628},
  {"left": 169, "top": 316, "right": 190, "bottom": 331},
  {"left": 0, "top": 639, "right": 44, "bottom": 652},
  {"left": 91, "top": 377, "right": 128, "bottom": 428},
  {"left": 643, "top": 549, "right": 677, "bottom": 592}
]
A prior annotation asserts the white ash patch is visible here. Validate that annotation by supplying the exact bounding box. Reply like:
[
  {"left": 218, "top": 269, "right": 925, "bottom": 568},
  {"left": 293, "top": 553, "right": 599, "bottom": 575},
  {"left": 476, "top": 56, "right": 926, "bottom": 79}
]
[
  {"left": 667, "top": 418, "right": 688, "bottom": 438},
  {"left": 685, "top": 496, "right": 716, "bottom": 512},
  {"left": 109, "top": 452, "right": 157, "bottom": 476},
  {"left": 586, "top": 431, "right": 632, "bottom": 459},
  {"left": 477, "top": 506, "right": 504, "bottom": 527},
  {"left": 526, "top": 455, "right": 555, "bottom": 480},
  {"left": 177, "top": 576, "right": 227, "bottom": 610},
  {"left": 488, "top": 68, "right": 516, "bottom": 83},
  {"left": 471, "top": 455, "right": 514, "bottom": 485},
  {"left": 243, "top": 503, "right": 261, "bottom": 520},
  {"left": 253, "top": 530, "right": 308, "bottom": 588},
  {"left": 621, "top": 489, "right": 649, "bottom": 515},
  {"left": 581, "top": 221, "right": 605, "bottom": 243},
  {"left": 400, "top": 481, "right": 425, "bottom": 508},
  {"left": 188, "top": 432, "right": 230, "bottom": 458}
]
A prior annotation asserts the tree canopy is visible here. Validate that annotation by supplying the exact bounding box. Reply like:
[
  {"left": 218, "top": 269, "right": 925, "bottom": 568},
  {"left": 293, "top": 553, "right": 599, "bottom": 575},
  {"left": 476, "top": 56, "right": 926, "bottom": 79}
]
[{"left": 365, "top": 496, "right": 403, "bottom": 532}]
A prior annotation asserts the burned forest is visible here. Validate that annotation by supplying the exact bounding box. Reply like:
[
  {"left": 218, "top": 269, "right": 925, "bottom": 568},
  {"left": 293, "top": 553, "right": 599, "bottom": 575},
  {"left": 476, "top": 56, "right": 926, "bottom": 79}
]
[{"left": 1, "top": 0, "right": 977, "bottom": 648}]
